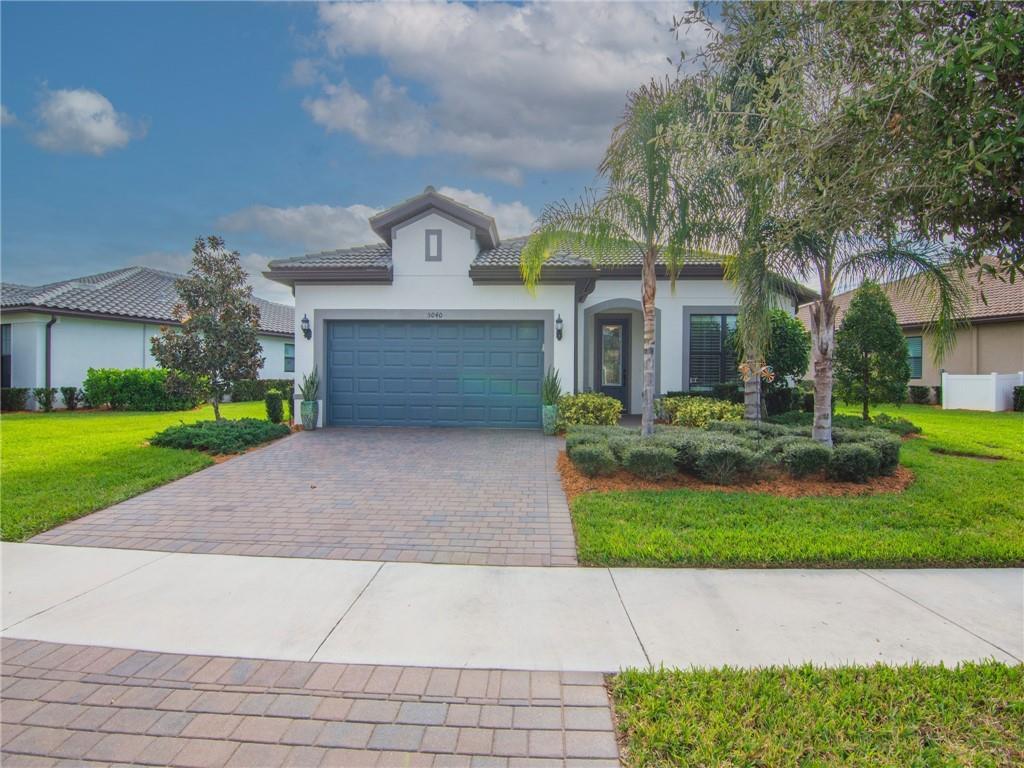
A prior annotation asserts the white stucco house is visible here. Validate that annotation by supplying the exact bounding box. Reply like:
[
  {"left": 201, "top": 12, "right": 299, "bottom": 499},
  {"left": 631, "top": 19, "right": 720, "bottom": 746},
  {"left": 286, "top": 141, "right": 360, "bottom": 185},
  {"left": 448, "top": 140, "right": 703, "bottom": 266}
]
[
  {"left": 266, "top": 187, "right": 815, "bottom": 428},
  {"left": 1, "top": 266, "right": 294, "bottom": 407}
]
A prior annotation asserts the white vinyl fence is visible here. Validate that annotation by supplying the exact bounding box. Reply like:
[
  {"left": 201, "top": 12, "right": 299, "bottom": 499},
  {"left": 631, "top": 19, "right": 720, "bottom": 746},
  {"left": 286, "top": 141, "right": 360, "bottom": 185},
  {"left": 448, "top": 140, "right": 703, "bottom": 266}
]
[{"left": 942, "top": 371, "right": 1023, "bottom": 412}]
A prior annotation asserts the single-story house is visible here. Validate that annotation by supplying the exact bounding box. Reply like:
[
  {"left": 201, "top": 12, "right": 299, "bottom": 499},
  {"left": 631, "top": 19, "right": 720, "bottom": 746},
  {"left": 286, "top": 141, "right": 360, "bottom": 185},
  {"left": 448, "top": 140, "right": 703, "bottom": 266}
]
[
  {"left": 266, "top": 186, "right": 815, "bottom": 428},
  {"left": 1, "top": 266, "right": 294, "bottom": 407},
  {"left": 797, "top": 261, "right": 1024, "bottom": 390}
]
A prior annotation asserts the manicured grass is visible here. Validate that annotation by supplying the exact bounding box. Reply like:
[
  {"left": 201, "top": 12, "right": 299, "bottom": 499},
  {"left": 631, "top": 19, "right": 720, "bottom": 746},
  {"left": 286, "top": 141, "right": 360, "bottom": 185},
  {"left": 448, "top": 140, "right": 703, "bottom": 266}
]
[
  {"left": 1, "top": 402, "right": 269, "bottom": 541},
  {"left": 572, "top": 405, "right": 1024, "bottom": 567},
  {"left": 611, "top": 663, "right": 1024, "bottom": 768}
]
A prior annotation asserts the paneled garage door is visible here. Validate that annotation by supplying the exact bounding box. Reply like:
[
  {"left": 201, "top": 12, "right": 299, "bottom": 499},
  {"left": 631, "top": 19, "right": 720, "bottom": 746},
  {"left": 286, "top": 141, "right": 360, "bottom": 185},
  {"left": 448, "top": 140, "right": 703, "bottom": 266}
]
[{"left": 325, "top": 320, "right": 543, "bottom": 428}]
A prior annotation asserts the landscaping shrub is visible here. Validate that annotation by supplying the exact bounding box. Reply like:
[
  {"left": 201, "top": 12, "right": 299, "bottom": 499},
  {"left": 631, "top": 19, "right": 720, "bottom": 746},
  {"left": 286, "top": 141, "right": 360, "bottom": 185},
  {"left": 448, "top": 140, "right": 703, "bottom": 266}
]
[
  {"left": 32, "top": 387, "right": 57, "bottom": 412},
  {"left": 932, "top": 386, "right": 942, "bottom": 406},
  {"left": 264, "top": 389, "right": 284, "bottom": 424},
  {"left": 231, "top": 378, "right": 295, "bottom": 403},
  {"left": 828, "top": 443, "right": 880, "bottom": 482},
  {"left": 150, "top": 418, "right": 290, "bottom": 455},
  {"left": 658, "top": 430, "right": 709, "bottom": 472},
  {"left": 781, "top": 441, "right": 832, "bottom": 478},
  {"left": 1, "top": 387, "right": 30, "bottom": 411},
  {"left": 800, "top": 388, "right": 815, "bottom": 413},
  {"left": 711, "top": 382, "right": 744, "bottom": 403},
  {"left": 908, "top": 385, "right": 931, "bottom": 404},
  {"left": 621, "top": 442, "right": 677, "bottom": 480},
  {"left": 707, "top": 419, "right": 792, "bottom": 438},
  {"left": 555, "top": 392, "right": 622, "bottom": 430},
  {"left": 607, "top": 434, "right": 643, "bottom": 462},
  {"left": 764, "top": 387, "right": 797, "bottom": 416},
  {"left": 84, "top": 368, "right": 202, "bottom": 411},
  {"left": 872, "top": 412, "right": 922, "bottom": 436},
  {"left": 59, "top": 387, "right": 81, "bottom": 410},
  {"left": 1014, "top": 386, "right": 1024, "bottom": 412},
  {"left": 860, "top": 433, "right": 902, "bottom": 475},
  {"left": 771, "top": 410, "right": 919, "bottom": 438},
  {"left": 567, "top": 442, "right": 618, "bottom": 477},
  {"left": 661, "top": 396, "right": 744, "bottom": 428},
  {"left": 695, "top": 443, "right": 758, "bottom": 485}
]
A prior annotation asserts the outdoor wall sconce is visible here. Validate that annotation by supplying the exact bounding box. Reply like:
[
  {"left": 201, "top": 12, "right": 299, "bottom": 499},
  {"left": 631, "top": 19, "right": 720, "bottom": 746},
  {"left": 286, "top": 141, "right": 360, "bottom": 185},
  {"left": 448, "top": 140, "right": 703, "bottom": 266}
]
[
  {"left": 555, "top": 314, "right": 564, "bottom": 341},
  {"left": 301, "top": 314, "right": 312, "bottom": 340}
]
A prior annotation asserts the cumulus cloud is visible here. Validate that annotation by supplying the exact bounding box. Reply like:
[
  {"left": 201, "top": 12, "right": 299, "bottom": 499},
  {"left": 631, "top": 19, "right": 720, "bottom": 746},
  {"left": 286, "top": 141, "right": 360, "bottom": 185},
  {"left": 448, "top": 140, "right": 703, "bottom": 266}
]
[
  {"left": 0, "top": 105, "right": 16, "bottom": 125},
  {"left": 436, "top": 186, "right": 535, "bottom": 237},
  {"left": 288, "top": 58, "right": 321, "bottom": 88},
  {"left": 217, "top": 203, "right": 380, "bottom": 252},
  {"left": 302, "top": 2, "right": 695, "bottom": 180},
  {"left": 32, "top": 88, "right": 142, "bottom": 155}
]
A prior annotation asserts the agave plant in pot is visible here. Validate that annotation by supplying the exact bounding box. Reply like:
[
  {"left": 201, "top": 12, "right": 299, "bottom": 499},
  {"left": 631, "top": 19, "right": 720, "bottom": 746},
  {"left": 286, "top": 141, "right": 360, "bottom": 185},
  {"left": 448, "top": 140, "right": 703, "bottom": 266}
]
[
  {"left": 298, "top": 366, "right": 321, "bottom": 430},
  {"left": 541, "top": 367, "right": 561, "bottom": 435}
]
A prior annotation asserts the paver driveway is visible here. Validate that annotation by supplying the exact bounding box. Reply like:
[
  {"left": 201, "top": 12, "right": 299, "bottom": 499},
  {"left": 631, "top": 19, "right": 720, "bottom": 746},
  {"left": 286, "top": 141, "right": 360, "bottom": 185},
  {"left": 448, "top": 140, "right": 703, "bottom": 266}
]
[{"left": 31, "top": 429, "right": 577, "bottom": 567}]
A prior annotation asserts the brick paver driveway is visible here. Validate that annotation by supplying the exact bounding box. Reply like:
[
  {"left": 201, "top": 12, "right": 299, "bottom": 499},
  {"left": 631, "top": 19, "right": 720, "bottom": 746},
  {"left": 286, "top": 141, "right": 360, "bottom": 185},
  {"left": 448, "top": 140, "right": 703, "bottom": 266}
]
[
  {"left": 2, "top": 639, "right": 620, "bottom": 767},
  {"left": 31, "top": 429, "right": 577, "bottom": 567}
]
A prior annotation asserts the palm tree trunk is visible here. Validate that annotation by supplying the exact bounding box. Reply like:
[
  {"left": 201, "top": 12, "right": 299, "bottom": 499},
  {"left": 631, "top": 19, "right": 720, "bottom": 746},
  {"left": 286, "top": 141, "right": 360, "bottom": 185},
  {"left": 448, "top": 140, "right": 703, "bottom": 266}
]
[
  {"left": 808, "top": 298, "right": 835, "bottom": 445},
  {"left": 640, "top": 251, "right": 657, "bottom": 437},
  {"left": 743, "top": 359, "right": 761, "bottom": 422}
]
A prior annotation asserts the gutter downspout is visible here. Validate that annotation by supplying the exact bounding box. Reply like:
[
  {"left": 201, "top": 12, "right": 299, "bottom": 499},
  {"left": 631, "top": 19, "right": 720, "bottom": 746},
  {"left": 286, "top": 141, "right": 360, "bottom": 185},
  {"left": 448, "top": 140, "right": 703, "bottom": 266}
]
[{"left": 45, "top": 315, "right": 57, "bottom": 389}]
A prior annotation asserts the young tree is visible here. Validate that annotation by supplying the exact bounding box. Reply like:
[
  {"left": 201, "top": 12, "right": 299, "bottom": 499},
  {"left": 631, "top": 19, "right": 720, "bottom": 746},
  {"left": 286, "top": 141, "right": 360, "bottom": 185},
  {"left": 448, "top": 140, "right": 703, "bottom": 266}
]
[
  {"left": 151, "top": 236, "right": 264, "bottom": 420},
  {"left": 733, "top": 308, "right": 811, "bottom": 414},
  {"left": 521, "top": 80, "right": 727, "bottom": 436},
  {"left": 834, "top": 281, "right": 911, "bottom": 420}
]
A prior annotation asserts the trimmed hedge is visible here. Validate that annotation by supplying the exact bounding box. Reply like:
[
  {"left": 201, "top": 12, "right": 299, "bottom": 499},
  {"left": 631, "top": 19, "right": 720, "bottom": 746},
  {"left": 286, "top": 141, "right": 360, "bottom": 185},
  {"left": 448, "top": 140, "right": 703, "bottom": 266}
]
[
  {"left": 556, "top": 392, "right": 622, "bottom": 431},
  {"left": 265, "top": 389, "right": 284, "bottom": 424},
  {"left": 231, "top": 378, "right": 295, "bottom": 403},
  {"left": 567, "top": 442, "right": 617, "bottom": 477},
  {"left": 150, "top": 418, "right": 291, "bottom": 455},
  {"left": 32, "top": 387, "right": 57, "bottom": 412},
  {"left": 59, "top": 387, "right": 81, "bottom": 410},
  {"left": 83, "top": 368, "right": 202, "bottom": 411},
  {"left": 1, "top": 387, "right": 30, "bottom": 411},
  {"left": 909, "top": 385, "right": 931, "bottom": 404},
  {"left": 660, "top": 395, "right": 744, "bottom": 428},
  {"left": 565, "top": 415, "right": 904, "bottom": 485},
  {"left": 770, "top": 410, "right": 921, "bottom": 437},
  {"left": 1014, "top": 386, "right": 1024, "bottom": 412}
]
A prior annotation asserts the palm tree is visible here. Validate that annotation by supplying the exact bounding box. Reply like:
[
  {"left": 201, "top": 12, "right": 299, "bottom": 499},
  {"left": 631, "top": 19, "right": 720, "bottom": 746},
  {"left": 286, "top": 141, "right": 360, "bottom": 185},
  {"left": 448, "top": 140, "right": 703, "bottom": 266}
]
[
  {"left": 521, "top": 80, "right": 725, "bottom": 436},
  {"left": 775, "top": 232, "right": 966, "bottom": 444}
]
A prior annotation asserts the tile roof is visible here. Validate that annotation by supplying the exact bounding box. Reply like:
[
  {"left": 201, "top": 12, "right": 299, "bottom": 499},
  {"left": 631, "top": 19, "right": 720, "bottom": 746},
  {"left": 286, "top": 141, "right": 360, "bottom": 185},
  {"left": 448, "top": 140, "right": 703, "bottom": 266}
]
[
  {"left": 266, "top": 243, "right": 392, "bottom": 270},
  {"left": 472, "top": 236, "right": 727, "bottom": 269},
  {"left": 798, "top": 260, "right": 1024, "bottom": 328},
  {"left": 1, "top": 266, "right": 293, "bottom": 336}
]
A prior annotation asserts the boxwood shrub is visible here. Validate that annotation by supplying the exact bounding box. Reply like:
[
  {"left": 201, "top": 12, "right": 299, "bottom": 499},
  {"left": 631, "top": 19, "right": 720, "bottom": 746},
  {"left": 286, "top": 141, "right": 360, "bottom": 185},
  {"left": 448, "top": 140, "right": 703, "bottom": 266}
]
[
  {"left": 781, "top": 441, "right": 832, "bottom": 478},
  {"left": 567, "top": 442, "right": 617, "bottom": 477},
  {"left": 828, "top": 443, "right": 881, "bottom": 482},
  {"left": 59, "top": 386, "right": 81, "bottom": 410},
  {"left": 694, "top": 443, "right": 758, "bottom": 485},
  {"left": 150, "top": 418, "right": 291, "bottom": 455},
  {"left": 84, "top": 368, "right": 202, "bottom": 411},
  {"left": 556, "top": 392, "right": 622, "bottom": 430},
  {"left": 621, "top": 442, "right": 677, "bottom": 481},
  {"left": 32, "top": 387, "right": 57, "bottom": 412},
  {"left": 1, "top": 387, "right": 30, "bottom": 411}
]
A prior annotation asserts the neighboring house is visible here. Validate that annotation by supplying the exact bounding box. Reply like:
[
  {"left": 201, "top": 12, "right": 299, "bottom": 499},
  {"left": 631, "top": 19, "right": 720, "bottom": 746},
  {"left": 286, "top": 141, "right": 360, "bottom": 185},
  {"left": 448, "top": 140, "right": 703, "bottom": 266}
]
[
  {"left": 797, "top": 262, "right": 1024, "bottom": 389},
  {"left": 1, "top": 266, "right": 294, "bottom": 406},
  {"left": 266, "top": 186, "right": 815, "bottom": 428}
]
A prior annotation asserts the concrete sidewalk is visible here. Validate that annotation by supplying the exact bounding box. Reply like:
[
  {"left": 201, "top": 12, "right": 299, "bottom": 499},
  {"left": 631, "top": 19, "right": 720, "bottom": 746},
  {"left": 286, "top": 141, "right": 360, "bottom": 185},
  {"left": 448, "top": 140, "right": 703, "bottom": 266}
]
[{"left": 3, "top": 543, "right": 1021, "bottom": 671}]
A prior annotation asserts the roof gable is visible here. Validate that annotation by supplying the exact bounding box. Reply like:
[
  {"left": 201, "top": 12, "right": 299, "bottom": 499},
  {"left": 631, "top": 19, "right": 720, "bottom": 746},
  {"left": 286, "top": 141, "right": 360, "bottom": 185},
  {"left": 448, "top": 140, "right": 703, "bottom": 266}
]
[{"left": 369, "top": 186, "right": 499, "bottom": 249}]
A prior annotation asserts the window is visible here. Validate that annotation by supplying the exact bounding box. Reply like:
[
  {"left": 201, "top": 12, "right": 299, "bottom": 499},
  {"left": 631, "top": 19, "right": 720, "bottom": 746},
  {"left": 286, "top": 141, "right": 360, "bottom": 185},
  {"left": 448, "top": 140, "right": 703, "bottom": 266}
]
[
  {"left": 1, "top": 324, "right": 10, "bottom": 389},
  {"left": 425, "top": 229, "right": 442, "bottom": 261},
  {"left": 906, "top": 336, "right": 922, "bottom": 379},
  {"left": 688, "top": 313, "right": 738, "bottom": 391},
  {"left": 284, "top": 342, "right": 295, "bottom": 373},
  {"left": 601, "top": 324, "right": 624, "bottom": 386}
]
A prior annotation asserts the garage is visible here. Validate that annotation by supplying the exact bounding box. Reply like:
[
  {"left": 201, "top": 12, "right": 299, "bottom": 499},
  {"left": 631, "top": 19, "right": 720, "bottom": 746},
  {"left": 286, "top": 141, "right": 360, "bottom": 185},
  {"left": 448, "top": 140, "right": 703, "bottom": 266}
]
[{"left": 325, "top": 319, "right": 544, "bottom": 428}]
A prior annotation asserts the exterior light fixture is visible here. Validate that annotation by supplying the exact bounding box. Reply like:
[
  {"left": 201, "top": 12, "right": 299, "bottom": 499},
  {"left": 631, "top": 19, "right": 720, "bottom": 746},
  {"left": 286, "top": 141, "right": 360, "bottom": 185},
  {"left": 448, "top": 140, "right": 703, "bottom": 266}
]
[
  {"left": 301, "top": 314, "right": 312, "bottom": 340},
  {"left": 555, "top": 314, "right": 563, "bottom": 341}
]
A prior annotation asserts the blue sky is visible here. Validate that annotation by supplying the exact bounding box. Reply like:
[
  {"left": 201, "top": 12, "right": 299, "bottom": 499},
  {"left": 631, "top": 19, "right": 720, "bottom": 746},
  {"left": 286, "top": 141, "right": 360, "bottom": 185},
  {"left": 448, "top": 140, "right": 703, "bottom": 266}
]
[{"left": 2, "top": 2, "right": 687, "bottom": 303}]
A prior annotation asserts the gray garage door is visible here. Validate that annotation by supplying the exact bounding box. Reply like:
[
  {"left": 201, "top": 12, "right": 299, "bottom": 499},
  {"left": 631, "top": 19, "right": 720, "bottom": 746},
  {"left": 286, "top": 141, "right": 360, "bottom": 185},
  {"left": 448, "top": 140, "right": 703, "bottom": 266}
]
[{"left": 325, "top": 320, "right": 543, "bottom": 428}]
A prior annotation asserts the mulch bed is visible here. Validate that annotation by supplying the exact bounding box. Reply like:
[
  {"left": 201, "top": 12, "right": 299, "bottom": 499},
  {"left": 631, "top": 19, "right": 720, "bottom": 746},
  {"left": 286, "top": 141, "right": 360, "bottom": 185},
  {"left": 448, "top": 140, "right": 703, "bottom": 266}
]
[{"left": 557, "top": 451, "right": 914, "bottom": 500}]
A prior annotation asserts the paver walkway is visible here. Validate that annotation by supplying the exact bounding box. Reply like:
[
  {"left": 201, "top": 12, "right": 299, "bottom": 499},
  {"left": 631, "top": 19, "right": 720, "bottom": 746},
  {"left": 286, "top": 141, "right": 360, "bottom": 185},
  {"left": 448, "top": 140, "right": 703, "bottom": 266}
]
[
  {"left": 30, "top": 429, "right": 576, "bottom": 567},
  {"left": 1, "top": 639, "right": 618, "bottom": 767}
]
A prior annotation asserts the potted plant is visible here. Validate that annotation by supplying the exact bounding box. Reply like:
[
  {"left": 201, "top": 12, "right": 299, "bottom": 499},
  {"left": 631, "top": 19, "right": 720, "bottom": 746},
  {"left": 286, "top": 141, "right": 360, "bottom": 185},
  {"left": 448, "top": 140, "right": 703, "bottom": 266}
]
[
  {"left": 298, "top": 366, "right": 321, "bottom": 430},
  {"left": 541, "top": 367, "right": 561, "bottom": 435}
]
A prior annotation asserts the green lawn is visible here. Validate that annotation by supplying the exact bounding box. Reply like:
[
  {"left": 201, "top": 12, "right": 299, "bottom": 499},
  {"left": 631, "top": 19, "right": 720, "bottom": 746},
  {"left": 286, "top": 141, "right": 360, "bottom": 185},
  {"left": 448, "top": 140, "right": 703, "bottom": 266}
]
[
  {"left": 1, "top": 401, "right": 268, "bottom": 541},
  {"left": 572, "top": 405, "right": 1024, "bottom": 567},
  {"left": 611, "top": 663, "right": 1024, "bottom": 768}
]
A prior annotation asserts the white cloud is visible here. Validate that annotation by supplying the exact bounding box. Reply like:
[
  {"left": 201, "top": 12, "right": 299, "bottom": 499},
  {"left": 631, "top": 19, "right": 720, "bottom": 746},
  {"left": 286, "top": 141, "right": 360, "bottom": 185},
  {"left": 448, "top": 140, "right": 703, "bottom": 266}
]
[
  {"left": 133, "top": 250, "right": 295, "bottom": 305},
  {"left": 0, "top": 105, "right": 16, "bottom": 125},
  {"left": 304, "top": 2, "right": 695, "bottom": 179},
  {"left": 217, "top": 203, "right": 379, "bottom": 252},
  {"left": 288, "top": 58, "right": 321, "bottom": 87},
  {"left": 436, "top": 186, "right": 535, "bottom": 237},
  {"left": 32, "top": 88, "right": 142, "bottom": 155}
]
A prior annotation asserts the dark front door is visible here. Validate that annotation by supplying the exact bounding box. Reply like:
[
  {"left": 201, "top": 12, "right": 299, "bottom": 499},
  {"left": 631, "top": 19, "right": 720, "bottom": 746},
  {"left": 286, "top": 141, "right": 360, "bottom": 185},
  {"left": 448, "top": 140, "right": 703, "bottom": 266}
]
[{"left": 595, "top": 317, "right": 629, "bottom": 410}]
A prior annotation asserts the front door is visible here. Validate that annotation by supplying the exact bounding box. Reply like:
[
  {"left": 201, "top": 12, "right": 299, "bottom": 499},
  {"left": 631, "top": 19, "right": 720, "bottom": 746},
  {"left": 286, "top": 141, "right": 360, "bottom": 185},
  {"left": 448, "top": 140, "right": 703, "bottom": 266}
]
[{"left": 595, "top": 317, "right": 629, "bottom": 411}]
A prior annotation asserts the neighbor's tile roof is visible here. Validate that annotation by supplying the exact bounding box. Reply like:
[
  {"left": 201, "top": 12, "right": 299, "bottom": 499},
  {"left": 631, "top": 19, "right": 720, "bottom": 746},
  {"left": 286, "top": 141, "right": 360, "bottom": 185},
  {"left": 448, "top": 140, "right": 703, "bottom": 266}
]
[
  {"left": 266, "top": 244, "right": 392, "bottom": 270},
  {"left": 1, "top": 266, "right": 293, "bottom": 335},
  {"left": 798, "top": 260, "right": 1024, "bottom": 328}
]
